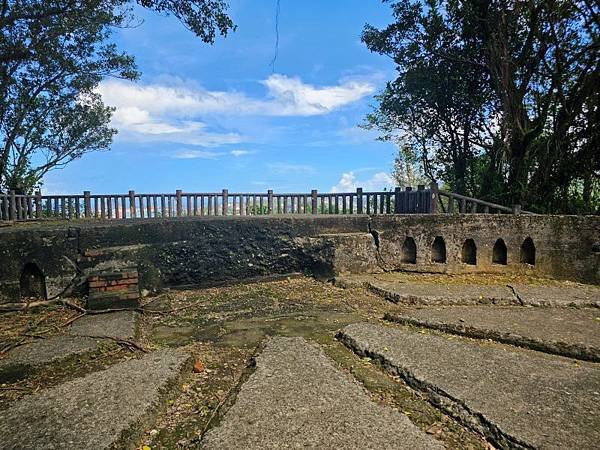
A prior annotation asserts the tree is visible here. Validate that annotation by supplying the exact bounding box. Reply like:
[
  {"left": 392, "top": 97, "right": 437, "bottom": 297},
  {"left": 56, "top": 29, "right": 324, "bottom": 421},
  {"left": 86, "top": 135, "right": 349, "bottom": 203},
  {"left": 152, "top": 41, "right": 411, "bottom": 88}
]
[
  {"left": 364, "top": 0, "right": 599, "bottom": 213},
  {"left": 0, "top": 0, "right": 234, "bottom": 193}
]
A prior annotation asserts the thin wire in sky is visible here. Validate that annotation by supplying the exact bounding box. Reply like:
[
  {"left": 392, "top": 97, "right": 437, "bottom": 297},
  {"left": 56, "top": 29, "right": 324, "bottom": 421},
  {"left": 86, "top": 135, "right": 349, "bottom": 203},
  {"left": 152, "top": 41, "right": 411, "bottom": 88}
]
[{"left": 269, "top": 0, "right": 281, "bottom": 73}]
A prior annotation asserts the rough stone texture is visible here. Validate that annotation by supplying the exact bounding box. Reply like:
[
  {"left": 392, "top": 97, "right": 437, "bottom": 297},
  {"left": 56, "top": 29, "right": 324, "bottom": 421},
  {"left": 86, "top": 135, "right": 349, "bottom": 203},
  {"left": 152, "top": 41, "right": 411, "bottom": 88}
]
[
  {"left": 0, "top": 335, "right": 99, "bottom": 382},
  {"left": 510, "top": 284, "right": 600, "bottom": 307},
  {"left": 338, "top": 323, "right": 600, "bottom": 450},
  {"left": 0, "top": 214, "right": 598, "bottom": 303},
  {"left": 68, "top": 311, "right": 139, "bottom": 340},
  {"left": 0, "top": 349, "right": 191, "bottom": 450},
  {"left": 201, "top": 336, "right": 442, "bottom": 450},
  {"left": 386, "top": 306, "right": 600, "bottom": 361},
  {"left": 370, "top": 214, "right": 600, "bottom": 283},
  {"left": 368, "top": 280, "right": 518, "bottom": 306},
  {"left": 337, "top": 273, "right": 600, "bottom": 308}
]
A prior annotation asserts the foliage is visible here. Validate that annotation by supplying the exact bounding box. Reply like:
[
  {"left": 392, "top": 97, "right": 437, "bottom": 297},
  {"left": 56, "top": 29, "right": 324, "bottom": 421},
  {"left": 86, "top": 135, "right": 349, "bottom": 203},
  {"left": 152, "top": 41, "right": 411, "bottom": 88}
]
[
  {"left": 0, "top": 0, "right": 234, "bottom": 193},
  {"left": 364, "top": 0, "right": 599, "bottom": 213}
]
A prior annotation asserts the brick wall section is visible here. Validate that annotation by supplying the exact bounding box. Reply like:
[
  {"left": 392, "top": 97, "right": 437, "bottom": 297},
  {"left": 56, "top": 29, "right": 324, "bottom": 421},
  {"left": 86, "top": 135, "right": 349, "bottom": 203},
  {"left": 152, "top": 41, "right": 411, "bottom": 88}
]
[{"left": 87, "top": 270, "right": 140, "bottom": 310}]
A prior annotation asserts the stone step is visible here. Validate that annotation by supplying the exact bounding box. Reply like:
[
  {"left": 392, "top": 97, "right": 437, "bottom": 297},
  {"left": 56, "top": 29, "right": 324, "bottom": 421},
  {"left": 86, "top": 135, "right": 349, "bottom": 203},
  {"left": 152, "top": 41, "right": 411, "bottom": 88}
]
[
  {"left": 338, "top": 323, "right": 600, "bottom": 450},
  {"left": 336, "top": 274, "right": 600, "bottom": 308},
  {"left": 0, "top": 335, "right": 99, "bottom": 383},
  {"left": 201, "top": 336, "right": 442, "bottom": 449},
  {"left": 0, "top": 349, "right": 191, "bottom": 450},
  {"left": 385, "top": 306, "right": 600, "bottom": 361},
  {"left": 0, "top": 311, "right": 139, "bottom": 383}
]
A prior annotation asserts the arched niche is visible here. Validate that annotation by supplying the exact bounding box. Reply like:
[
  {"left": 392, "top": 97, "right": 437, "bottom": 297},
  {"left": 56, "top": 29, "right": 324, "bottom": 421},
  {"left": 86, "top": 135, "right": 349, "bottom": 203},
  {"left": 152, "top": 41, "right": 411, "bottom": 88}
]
[
  {"left": 492, "top": 238, "right": 508, "bottom": 265},
  {"left": 520, "top": 237, "right": 535, "bottom": 265},
  {"left": 431, "top": 236, "right": 446, "bottom": 263},
  {"left": 401, "top": 237, "right": 417, "bottom": 264},
  {"left": 20, "top": 263, "right": 47, "bottom": 300},
  {"left": 462, "top": 239, "right": 477, "bottom": 265}
]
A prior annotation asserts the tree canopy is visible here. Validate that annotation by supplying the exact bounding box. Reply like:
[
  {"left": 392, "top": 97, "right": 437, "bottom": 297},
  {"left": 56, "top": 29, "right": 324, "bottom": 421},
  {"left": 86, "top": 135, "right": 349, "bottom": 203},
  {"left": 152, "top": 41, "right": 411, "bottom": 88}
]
[
  {"left": 0, "top": 0, "right": 234, "bottom": 193},
  {"left": 364, "top": 0, "right": 599, "bottom": 213}
]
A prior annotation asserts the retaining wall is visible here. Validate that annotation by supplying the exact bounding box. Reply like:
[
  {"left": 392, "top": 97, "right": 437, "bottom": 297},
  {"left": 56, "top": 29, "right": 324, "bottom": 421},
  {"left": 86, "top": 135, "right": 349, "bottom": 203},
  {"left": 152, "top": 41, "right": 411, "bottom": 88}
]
[{"left": 0, "top": 214, "right": 597, "bottom": 303}]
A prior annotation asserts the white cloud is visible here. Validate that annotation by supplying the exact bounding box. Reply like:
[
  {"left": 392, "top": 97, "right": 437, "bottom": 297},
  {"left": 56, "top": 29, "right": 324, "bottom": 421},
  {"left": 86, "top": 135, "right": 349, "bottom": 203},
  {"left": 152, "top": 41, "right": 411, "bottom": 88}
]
[
  {"left": 99, "top": 74, "right": 374, "bottom": 118},
  {"left": 268, "top": 162, "right": 316, "bottom": 175},
  {"left": 230, "top": 149, "right": 252, "bottom": 157},
  {"left": 172, "top": 150, "right": 224, "bottom": 159},
  {"left": 96, "top": 74, "right": 374, "bottom": 146},
  {"left": 330, "top": 171, "right": 395, "bottom": 193}
]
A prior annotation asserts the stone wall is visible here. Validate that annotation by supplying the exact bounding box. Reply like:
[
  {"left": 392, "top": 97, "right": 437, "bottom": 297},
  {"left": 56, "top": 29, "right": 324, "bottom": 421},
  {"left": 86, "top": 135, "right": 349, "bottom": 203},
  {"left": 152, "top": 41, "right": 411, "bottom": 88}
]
[
  {"left": 369, "top": 215, "right": 600, "bottom": 283},
  {"left": 0, "top": 214, "right": 597, "bottom": 303}
]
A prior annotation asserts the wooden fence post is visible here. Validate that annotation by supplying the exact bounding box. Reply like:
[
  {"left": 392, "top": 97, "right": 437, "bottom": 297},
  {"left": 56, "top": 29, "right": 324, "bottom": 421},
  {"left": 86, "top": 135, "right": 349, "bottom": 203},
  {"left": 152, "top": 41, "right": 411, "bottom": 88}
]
[
  {"left": 429, "top": 182, "right": 439, "bottom": 214},
  {"left": 83, "top": 191, "right": 91, "bottom": 218},
  {"left": 222, "top": 189, "right": 228, "bottom": 215},
  {"left": 267, "top": 190, "right": 273, "bottom": 214},
  {"left": 176, "top": 190, "right": 183, "bottom": 217},
  {"left": 311, "top": 189, "right": 318, "bottom": 214},
  {"left": 35, "top": 191, "right": 42, "bottom": 219},
  {"left": 129, "top": 190, "right": 136, "bottom": 218},
  {"left": 356, "top": 188, "right": 363, "bottom": 214},
  {"left": 9, "top": 190, "right": 16, "bottom": 220},
  {"left": 394, "top": 187, "right": 401, "bottom": 214}
]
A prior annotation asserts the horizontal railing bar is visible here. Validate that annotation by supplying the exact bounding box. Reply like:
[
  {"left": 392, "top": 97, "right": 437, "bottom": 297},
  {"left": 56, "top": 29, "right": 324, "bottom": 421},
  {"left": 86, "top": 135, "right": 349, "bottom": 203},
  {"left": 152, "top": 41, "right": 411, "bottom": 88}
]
[{"left": 438, "top": 190, "right": 513, "bottom": 212}]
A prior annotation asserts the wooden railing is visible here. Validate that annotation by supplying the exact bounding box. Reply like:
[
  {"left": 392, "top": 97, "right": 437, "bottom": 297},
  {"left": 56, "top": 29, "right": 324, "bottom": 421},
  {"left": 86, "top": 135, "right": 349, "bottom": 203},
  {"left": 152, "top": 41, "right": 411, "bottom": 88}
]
[{"left": 0, "top": 184, "right": 527, "bottom": 222}]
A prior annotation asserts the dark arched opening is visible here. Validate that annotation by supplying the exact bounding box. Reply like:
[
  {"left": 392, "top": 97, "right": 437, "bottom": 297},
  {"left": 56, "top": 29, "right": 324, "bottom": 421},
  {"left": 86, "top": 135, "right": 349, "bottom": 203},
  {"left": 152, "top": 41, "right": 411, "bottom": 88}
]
[
  {"left": 520, "top": 237, "right": 535, "bottom": 265},
  {"left": 462, "top": 239, "right": 477, "bottom": 265},
  {"left": 431, "top": 236, "right": 446, "bottom": 263},
  {"left": 492, "top": 239, "right": 508, "bottom": 265},
  {"left": 20, "top": 263, "right": 46, "bottom": 300},
  {"left": 401, "top": 237, "right": 417, "bottom": 264}
]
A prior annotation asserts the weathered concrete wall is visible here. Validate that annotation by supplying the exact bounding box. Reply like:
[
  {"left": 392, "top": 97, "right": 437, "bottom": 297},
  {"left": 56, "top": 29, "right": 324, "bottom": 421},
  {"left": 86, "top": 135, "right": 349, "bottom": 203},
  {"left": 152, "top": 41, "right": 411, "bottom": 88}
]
[
  {"left": 370, "top": 215, "right": 600, "bottom": 283},
  {"left": 0, "top": 214, "right": 597, "bottom": 303},
  {"left": 0, "top": 216, "right": 369, "bottom": 303}
]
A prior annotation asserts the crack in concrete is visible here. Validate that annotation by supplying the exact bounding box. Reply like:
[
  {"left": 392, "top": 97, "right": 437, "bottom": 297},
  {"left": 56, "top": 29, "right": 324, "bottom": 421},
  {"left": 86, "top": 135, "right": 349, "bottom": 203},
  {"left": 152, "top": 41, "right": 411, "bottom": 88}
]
[
  {"left": 506, "top": 284, "right": 525, "bottom": 306},
  {"left": 337, "top": 330, "right": 535, "bottom": 450}
]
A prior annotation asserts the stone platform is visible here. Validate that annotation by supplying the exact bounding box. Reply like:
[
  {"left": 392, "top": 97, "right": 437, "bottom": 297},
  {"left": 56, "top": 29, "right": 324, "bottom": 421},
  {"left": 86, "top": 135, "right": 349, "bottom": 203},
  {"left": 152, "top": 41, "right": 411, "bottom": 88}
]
[
  {"left": 0, "top": 349, "right": 191, "bottom": 450},
  {"left": 386, "top": 306, "right": 600, "bottom": 361},
  {"left": 338, "top": 322, "right": 600, "bottom": 449},
  {"left": 336, "top": 273, "right": 600, "bottom": 308},
  {"left": 201, "top": 336, "right": 442, "bottom": 449}
]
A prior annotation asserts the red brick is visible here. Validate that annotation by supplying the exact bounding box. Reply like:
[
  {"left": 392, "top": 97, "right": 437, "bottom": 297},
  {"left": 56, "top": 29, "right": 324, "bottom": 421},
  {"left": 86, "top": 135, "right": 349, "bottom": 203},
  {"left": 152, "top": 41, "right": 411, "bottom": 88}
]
[{"left": 89, "top": 280, "right": 107, "bottom": 288}]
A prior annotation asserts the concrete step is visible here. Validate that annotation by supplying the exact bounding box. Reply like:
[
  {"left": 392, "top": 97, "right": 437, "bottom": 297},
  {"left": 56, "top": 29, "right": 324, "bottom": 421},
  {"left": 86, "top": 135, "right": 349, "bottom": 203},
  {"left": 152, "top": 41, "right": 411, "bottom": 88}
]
[
  {"left": 0, "top": 349, "right": 191, "bottom": 450},
  {"left": 336, "top": 274, "right": 600, "bottom": 308},
  {"left": 386, "top": 306, "right": 600, "bottom": 361},
  {"left": 201, "top": 336, "right": 442, "bottom": 449},
  {"left": 338, "top": 323, "right": 600, "bottom": 450},
  {"left": 0, "top": 311, "right": 139, "bottom": 383}
]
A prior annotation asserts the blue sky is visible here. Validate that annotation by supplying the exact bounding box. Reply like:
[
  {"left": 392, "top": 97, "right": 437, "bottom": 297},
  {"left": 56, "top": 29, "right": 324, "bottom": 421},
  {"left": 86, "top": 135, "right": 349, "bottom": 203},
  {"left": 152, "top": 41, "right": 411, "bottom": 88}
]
[{"left": 44, "top": 1, "right": 398, "bottom": 195}]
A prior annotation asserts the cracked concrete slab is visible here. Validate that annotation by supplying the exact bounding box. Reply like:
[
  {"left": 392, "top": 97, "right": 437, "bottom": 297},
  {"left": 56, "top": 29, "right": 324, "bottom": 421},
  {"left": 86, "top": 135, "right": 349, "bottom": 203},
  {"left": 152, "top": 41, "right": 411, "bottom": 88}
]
[
  {"left": 0, "top": 335, "right": 99, "bottom": 382},
  {"left": 386, "top": 306, "right": 600, "bottom": 361},
  {"left": 368, "top": 280, "right": 518, "bottom": 306},
  {"left": 336, "top": 274, "right": 600, "bottom": 308},
  {"left": 509, "top": 284, "right": 600, "bottom": 308},
  {"left": 68, "top": 310, "right": 139, "bottom": 340},
  {"left": 201, "top": 336, "right": 442, "bottom": 450},
  {"left": 338, "top": 323, "right": 600, "bottom": 450},
  {"left": 0, "top": 349, "right": 191, "bottom": 450}
]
